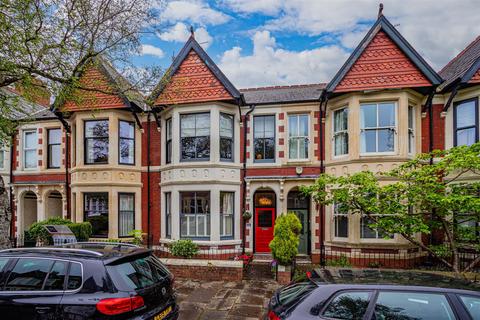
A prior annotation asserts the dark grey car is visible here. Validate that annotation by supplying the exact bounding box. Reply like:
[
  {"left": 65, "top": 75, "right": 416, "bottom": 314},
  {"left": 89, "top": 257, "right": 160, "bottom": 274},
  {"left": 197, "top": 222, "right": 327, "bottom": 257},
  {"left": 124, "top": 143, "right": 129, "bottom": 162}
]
[{"left": 267, "top": 268, "right": 480, "bottom": 320}]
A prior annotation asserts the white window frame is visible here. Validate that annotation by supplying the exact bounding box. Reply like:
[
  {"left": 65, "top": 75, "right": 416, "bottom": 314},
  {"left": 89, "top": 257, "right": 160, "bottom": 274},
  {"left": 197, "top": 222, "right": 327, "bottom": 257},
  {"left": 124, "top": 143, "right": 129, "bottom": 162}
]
[
  {"left": 360, "top": 102, "right": 397, "bottom": 156},
  {"left": 360, "top": 215, "right": 395, "bottom": 241},
  {"left": 288, "top": 114, "right": 309, "bottom": 161},
  {"left": 333, "top": 203, "right": 349, "bottom": 239},
  {"left": 220, "top": 192, "right": 234, "bottom": 238},
  {"left": 332, "top": 107, "right": 349, "bottom": 158},
  {"left": 23, "top": 130, "right": 38, "bottom": 170},
  {"left": 180, "top": 191, "right": 210, "bottom": 239},
  {"left": 408, "top": 105, "right": 415, "bottom": 154}
]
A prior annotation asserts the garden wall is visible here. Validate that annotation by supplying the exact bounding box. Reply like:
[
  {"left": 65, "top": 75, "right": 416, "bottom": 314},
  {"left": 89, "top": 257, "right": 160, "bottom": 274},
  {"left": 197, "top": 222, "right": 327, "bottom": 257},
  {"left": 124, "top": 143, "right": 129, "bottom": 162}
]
[{"left": 159, "top": 258, "right": 244, "bottom": 282}]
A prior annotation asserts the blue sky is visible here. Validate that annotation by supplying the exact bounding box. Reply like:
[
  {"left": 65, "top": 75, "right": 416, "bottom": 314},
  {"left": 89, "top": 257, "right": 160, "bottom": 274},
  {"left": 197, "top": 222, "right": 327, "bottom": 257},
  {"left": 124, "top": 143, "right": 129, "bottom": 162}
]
[{"left": 133, "top": 0, "right": 480, "bottom": 88}]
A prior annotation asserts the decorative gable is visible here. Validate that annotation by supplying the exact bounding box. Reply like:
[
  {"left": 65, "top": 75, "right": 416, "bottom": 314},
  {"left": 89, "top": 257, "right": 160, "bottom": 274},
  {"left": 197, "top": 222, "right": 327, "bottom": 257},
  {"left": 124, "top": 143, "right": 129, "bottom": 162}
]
[
  {"left": 335, "top": 31, "right": 431, "bottom": 92},
  {"left": 469, "top": 68, "right": 480, "bottom": 84},
  {"left": 155, "top": 49, "right": 233, "bottom": 105},
  {"left": 62, "top": 64, "right": 126, "bottom": 112}
]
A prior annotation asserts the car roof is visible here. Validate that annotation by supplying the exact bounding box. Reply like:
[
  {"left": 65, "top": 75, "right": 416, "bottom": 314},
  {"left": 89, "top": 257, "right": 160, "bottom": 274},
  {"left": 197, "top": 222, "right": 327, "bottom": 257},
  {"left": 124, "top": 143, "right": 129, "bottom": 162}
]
[
  {"left": 311, "top": 268, "right": 480, "bottom": 293},
  {"left": 0, "top": 242, "right": 151, "bottom": 264}
]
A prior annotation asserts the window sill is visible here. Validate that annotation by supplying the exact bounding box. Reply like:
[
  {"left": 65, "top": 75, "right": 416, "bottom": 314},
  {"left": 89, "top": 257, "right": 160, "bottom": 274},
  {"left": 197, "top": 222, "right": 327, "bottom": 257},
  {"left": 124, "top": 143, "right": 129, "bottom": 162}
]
[{"left": 359, "top": 152, "right": 397, "bottom": 157}]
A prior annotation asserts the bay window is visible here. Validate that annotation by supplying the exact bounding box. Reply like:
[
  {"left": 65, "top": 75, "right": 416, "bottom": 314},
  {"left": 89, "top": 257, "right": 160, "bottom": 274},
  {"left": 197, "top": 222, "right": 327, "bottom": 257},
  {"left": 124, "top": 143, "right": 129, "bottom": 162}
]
[
  {"left": 360, "top": 215, "right": 393, "bottom": 239},
  {"left": 181, "top": 113, "right": 210, "bottom": 161},
  {"left": 166, "top": 118, "right": 172, "bottom": 164},
  {"left": 165, "top": 192, "right": 171, "bottom": 238},
  {"left": 85, "top": 120, "right": 109, "bottom": 164},
  {"left": 220, "top": 192, "right": 234, "bottom": 238},
  {"left": 408, "top": 106, "right": 415, "bottom": 154},
  {"left": 333, "top": 203, "right": 348, "bottom": 238},
  {"left": 254, "top": 115, "right": 275, "bottom": 162},
  {"left": 47, "top": 128, "right": 61, "bottom": 168},
  {"left": 333, "top": 108, "right": 348, "bottom": 156},
  {"left": 180, "top": 191, "right": 210, "bottom": 238},
  {"left": 288, "top": 114, "right": 309, "bottom": 160},
  {"left": 220, "top": 113, "right": 234, "bottom": 161},
  {"left": 84, "top": 193, "right": 108, "bottom": 237},
  {"left": 360, "top": 102, "right": 396, "bottom": 154},
  {"left": 118, "top": 193, "right": 134, "bottom": 237},
  {"left": 454, "top": 98, "right": 478, "bottom": 146},
  {"left": 23, "top": 130, "right": 37, "bottom": 169},
  {"left": 119, "top": 121, "right": 135, "bottom": 165}
]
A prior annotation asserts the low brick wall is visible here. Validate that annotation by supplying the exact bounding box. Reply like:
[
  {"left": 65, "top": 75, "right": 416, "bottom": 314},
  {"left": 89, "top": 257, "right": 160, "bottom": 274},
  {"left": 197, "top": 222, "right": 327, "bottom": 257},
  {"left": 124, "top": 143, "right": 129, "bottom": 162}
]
[{"left": 160, "top": 258, "right": 243, "bottom": 282}]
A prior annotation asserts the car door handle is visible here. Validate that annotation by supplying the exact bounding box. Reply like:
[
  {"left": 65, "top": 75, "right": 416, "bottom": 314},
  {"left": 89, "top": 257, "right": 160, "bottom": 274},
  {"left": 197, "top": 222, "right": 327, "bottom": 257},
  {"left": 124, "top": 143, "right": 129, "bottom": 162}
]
[{"left": 35, "top": 306, "right": 51, "bottom": 314}]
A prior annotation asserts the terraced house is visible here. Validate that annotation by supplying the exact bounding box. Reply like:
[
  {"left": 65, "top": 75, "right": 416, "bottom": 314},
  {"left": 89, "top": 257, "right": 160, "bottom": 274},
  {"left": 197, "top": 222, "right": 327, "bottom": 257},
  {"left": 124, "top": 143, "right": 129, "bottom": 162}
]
[{"left": 4, "top": 13, "right": 480, "bottom": 264}]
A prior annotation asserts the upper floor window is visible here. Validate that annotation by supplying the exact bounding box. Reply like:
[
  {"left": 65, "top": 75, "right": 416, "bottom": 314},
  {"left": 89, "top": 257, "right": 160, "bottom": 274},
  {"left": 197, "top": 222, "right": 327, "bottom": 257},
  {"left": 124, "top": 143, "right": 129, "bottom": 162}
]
[
  {"left": 180, "top": 113, "right": 210, "bottom": 161},
  {"left": 333, "top": 108, "right": 348, "bottom": 156},
  {"left": 288, "top": 114, "right": 309, "bottom": 160},
  {"left": 220, "top": 113, "right": 234, "bottom": 161},
  {"left": 454, "top": 98, "right": 478, "bottom": 146},
  {"left": 254, "top": 115, "right": 275, "bottom": 162},
  {"left": 119, "top": 121, "right": 135, "bottom": 165},
  {"left": 360, "top": 102, "right": 396, "bottom": 154},
  {"left": 23, "top": 130, "right": 37, "bottom": 169},
  {"left": 165, "top": 118, "right": 172, "bottom": 164},
  {"left": 47, "top": 128, "right": 61, "bottom": 168},
  {"left": 408, "top": 106, "right": 415, "bottom": 154},
  {"left": 85, "top": 120, "right": 109, "bottom": 164}
]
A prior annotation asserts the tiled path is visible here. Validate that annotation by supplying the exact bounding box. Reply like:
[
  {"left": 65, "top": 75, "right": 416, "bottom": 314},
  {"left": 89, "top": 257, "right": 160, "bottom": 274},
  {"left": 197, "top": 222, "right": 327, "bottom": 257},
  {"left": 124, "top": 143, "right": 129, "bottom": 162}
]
[{"left": 175, "top": 279, "right": 281, "bottom": 320}]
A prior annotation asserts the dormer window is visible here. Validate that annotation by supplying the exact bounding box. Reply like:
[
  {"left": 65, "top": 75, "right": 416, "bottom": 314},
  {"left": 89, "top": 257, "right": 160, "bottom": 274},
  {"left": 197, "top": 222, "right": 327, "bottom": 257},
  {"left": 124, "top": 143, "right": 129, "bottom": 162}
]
[{"left": 180, "top": 113, "right": 210, "bottom": 161}]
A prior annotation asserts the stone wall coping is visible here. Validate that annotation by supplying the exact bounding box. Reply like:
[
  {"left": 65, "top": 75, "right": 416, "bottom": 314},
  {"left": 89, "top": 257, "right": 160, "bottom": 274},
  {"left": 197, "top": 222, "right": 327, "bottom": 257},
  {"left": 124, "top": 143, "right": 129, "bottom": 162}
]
[{"left": 160, "top": 258, "right": 243, "bottom": 268}]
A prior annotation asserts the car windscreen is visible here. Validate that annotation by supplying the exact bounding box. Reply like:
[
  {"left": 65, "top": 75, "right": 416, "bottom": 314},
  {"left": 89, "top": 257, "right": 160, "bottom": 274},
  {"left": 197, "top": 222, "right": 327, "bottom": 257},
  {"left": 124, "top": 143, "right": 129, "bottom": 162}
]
[
  {"left": 106, "top": 254, "right": 171, "bottom": 291},
  {"left": 278, "top": 281, "right": 317, "bottom": 306}
]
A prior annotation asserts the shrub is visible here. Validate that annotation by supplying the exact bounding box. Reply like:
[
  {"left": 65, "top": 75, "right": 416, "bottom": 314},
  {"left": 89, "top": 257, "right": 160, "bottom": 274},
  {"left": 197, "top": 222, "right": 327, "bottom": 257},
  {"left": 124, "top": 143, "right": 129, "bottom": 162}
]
[
  {"left": 326, "top": 255, "right": 352, "bottom": 267},
  {"left": 170, "top": 239, "right": 199, "bottom": 259},
  {"left": 128, "top": 229, "right": 144, "bottom": 245},
  {"left": 269, "top": 212, "right": 302, "bottom": 266},
  {"left": 27, "top": 217, "right": 92, "bottom": 244}
]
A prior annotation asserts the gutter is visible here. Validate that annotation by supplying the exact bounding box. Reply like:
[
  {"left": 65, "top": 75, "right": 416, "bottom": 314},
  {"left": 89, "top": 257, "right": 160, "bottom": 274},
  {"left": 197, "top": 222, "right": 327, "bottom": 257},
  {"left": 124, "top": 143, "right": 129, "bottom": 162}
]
[
  {"left": 9, "top": 133, "right": 15, "bottom": 244},
  {"left": 318, "top": 92, "right": 327, "bottom": 266},
  {"left": 241, "top": 104, "right": 256, "bottom": 255},
  {"left": 146, "top": 111, "right": 152, "bottom": 248}
]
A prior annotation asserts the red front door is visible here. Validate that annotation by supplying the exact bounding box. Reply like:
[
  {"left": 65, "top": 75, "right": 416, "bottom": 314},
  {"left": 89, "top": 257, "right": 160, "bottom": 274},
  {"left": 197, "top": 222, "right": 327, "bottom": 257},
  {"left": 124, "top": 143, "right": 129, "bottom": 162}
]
[{"left": 255, "top": 208, "right": 275, "bottom": 253}]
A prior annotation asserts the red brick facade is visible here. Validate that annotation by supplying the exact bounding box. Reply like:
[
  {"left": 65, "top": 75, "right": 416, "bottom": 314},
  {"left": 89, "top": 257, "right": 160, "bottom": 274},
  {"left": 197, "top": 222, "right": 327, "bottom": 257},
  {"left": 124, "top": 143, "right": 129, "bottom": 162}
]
[
  {"left": 421, "top": 104, "right": 445, "bottom": 152},
  {"left": 335, "top": 31, "right": 431, "bottom": 92},
  {"left": 155, "top": 49, "right": 233, "bottom": 105}
]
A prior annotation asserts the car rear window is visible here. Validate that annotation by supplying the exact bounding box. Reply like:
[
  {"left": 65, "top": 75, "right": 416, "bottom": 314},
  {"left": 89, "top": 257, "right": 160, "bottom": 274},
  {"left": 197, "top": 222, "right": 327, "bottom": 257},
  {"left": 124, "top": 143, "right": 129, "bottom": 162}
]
[
  {"left": 67, "top": 262, "right": 82, "bottom": 290},
  {"left": 460, "top": 295, "right": 480, "bottom": 320},
  {"left": 278, "top": 281, "right": 317, "bottom": 306},
  {"left": 43, "top": 260, "right": 67, "bottom": 291},
  {"left": 374, "top": 291, "right": 455, "bottom": 320},
  {"left": 107, "top": 255, "right": 170, "bottom": 291}
]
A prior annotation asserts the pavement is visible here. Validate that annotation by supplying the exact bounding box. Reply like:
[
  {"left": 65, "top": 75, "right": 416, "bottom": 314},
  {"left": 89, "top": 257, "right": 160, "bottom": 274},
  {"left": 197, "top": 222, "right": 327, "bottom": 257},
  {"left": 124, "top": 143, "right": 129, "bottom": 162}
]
[{"left": 174, "top": 279, "right": 281, "bottom": 320}]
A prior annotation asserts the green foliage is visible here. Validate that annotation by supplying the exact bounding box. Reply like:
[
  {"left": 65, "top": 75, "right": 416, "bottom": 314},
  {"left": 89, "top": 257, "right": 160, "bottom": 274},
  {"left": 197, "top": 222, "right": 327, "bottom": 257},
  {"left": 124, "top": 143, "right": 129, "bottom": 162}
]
[
  {"left": 27, "top": 217, "right": 92, "bottom": 243},
  {"left": 269, "top": 212, "right": 302, "bottom": 265},
  {"left": 170, "top": 239, "right": 199, "bottom": 259},
  {"left": 128, "top": 230, "right": 144, "bottom": 245},
  {"left": 304, "top": 143, "right": 480, "bottom": 273},
  {"left": 326, "top": 255, "right": 352, "bottom": 267}
]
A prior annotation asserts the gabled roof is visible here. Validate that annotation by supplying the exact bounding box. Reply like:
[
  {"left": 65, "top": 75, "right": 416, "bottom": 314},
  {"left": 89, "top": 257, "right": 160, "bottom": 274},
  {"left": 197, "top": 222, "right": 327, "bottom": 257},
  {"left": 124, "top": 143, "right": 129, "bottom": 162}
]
[
  {"left": 438, "top": 35, "right": 480, "bottom": 91},
  {"left": 150, "top": 35, "right": 242, "bottom": 106},
  {"left": 56, "top": 56, "right": 146, "bottom": 113},
  {"left": 241, "top": 84, "right": 325, "bottom": 105},
  {"left": 327, "top": 15, "right": 442, "bottom": 93}
]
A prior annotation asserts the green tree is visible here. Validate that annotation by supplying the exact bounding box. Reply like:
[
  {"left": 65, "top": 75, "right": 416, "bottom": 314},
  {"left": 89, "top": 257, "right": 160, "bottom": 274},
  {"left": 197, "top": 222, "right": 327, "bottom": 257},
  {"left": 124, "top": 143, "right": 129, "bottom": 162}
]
[
  {"left": 0, "top": 0, "right": 163, "bottom": 142},
  {"left": 303, "top": 143, "right": 480, "bottom": 274}
]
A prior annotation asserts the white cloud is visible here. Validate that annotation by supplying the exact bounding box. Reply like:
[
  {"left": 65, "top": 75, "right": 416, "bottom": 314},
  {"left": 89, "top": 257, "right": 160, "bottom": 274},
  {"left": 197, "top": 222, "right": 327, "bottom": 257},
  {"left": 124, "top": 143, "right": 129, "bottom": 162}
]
[
  {"left": 219, "top": 30, "right": 349, "bottom": 88},
  {"left": 140, "top": 44, "right": 165, "bottom": 58},
  {"left": 158, "top": 22, "right": 213, "bottom": 48},
  {"left": 160, "top": 0, "right": 229, "bottom": 26},
  {"left": 224, "top": 0, "right": 480, "bottom": 70}
]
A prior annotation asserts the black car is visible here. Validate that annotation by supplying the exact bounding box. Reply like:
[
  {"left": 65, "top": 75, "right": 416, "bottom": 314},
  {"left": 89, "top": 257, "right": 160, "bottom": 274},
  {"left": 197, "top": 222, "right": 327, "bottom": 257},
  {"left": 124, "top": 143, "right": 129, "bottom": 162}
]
[
  {"left": 267, "top": 268, "right": 480, "bottom": 320},
  {"left": 0, "top": 242, "right": 178, "bottom": 319}
]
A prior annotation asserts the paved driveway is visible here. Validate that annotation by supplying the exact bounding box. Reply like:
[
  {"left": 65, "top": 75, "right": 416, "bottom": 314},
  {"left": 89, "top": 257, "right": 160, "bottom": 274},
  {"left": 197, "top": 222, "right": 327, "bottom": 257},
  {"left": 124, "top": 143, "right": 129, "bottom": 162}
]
[{"left": 175, "top": 279, "right": 281, "bottom": 320}]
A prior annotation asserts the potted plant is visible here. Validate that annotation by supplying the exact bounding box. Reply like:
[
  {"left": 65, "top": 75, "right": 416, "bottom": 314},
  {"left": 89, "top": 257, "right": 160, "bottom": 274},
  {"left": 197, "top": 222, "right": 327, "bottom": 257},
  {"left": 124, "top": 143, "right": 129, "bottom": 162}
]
[{"left": 269, "top": 212, "right": 302, "bottom": 284}]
